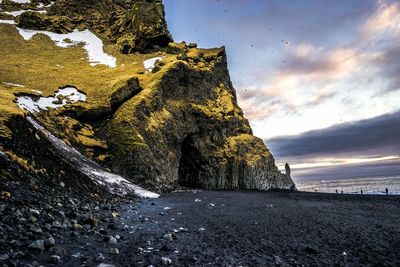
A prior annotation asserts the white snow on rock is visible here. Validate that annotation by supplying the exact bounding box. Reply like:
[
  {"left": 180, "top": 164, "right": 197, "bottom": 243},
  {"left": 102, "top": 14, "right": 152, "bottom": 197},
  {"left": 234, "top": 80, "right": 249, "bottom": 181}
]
[
  {"left": 17, "top": 28, "right": 117, "bottom": 68},
  {"left": 143, "top": 57, "right": 163, "bottom": 72},
  {"left": 3, "top": 82, "right": 24, "bottom": 87},
  {"left": 17, "top": 95, "right": 66, "bottom": 113},
  {"left": 16, "top": 87, "right": 86, "bottom": 113},
  {"left": 0, "top": 19, "right": 16, "bottom": 25},
  {"left": 26, "top": 117, "right": 159, "bottom": 199},
  {"left": 9, "top": 0, "right": 31, "bottom": 3},
  {"left": 3, "top": 9, "right": 47, "bottom": 16},
  {"left": 56, "top": 87, "right": 87, "bottom": 102}
]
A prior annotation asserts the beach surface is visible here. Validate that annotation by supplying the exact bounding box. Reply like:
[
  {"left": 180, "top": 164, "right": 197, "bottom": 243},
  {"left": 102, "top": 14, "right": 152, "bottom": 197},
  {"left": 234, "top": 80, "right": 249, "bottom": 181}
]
[{"left": 4, "top": 190, "right": 400, "bottom": 266}]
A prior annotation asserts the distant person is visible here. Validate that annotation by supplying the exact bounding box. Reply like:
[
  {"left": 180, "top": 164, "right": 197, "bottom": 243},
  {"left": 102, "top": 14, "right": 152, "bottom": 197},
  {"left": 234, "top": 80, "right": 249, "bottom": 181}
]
[
  {"left": 336, "top": 190, "right": 338, "bottom": 194},
  {"left": 386, "top": 188, "right": 389, "bottom": 195},
  {"left": 341, "top": 191, "right": 343, "bottom": 194},
  {"left": 361, "top": 189, "right": 363, "bottom": 194}
]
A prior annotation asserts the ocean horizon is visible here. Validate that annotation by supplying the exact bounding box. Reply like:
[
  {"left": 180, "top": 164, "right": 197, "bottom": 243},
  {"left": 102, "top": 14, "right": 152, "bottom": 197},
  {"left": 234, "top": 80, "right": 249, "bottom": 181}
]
[{"left": 294, "top": 175, "right": 400, "bottom": 195}]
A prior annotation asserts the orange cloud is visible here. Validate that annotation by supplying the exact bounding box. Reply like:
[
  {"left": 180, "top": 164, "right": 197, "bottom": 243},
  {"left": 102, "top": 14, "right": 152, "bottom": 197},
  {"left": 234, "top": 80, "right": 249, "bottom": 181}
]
[{"left": 363, "top": 1, "right": 400, "bottom": 35}]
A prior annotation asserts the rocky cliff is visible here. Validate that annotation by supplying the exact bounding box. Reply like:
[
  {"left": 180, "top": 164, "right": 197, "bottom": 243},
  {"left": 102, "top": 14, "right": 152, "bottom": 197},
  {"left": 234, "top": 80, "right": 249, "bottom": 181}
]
[{"left": 0, "top": 0, "right": 295, "bottom": 195}]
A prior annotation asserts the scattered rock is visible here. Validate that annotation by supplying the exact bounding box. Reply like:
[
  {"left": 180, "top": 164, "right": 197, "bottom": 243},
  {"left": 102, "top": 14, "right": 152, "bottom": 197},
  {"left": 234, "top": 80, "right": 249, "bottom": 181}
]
[
  {"left": 161, "top": 257, "right": 172, "bottom": 266},
  {"left": 97, "top": 264, "right": 115, "bottom": 267},
  {"left": 0, "top": 254, "right": 9, "bottom": 261},
  {"left": 45, "top": 236, "right": 56, "bottom": 247},
  {"left": 96, "top": 254, "right": 105, "bottom": 261},
  {"left": 29, "top": 208, "right": 40, "bottom": 216},
  {"left": 49, "top": 255, "right": 61, "bottom": 264},
  {"left": 109, "top": 248, "right": 119, "bottom": 255},
  {"left": 28, "top": 240, "right": 45, "bottom": 252}
]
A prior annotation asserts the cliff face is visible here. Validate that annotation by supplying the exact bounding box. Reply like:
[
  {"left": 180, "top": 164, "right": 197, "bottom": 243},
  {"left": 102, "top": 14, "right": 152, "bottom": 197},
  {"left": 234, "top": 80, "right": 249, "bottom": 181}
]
[
  {"left": 15, "top": 0, "right": 173, "bottom": 53},
  {"left": 0, "top": 0, "right": 295, "bottom": 194}
]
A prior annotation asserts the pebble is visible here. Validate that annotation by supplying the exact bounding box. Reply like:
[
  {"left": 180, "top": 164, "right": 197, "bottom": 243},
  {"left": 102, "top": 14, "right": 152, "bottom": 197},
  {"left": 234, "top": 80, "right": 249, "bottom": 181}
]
[
  {"left": 28, "top": 240, "right": 45, "bottom": 252},
  {"left": 108, "top": 237, "right": 117, "bottom": 244},
  {"left": 109, "top": 248, "right": 119, "bottom": 255},
  {"left": 97, "top": 264, "right": 115, "bottom": 267},
  {"left": 49, "top": 255, "right": 61, "bottom": 264},
  {"left": 96, "top": 254, "right": 105, "bottom": 261},
  {"left": 45, "top": 236, "right": 56, "bottom": 247},
  {"left": 0, "top": 254, "right": 9, "bottom": 261},
  {"left": 29, "top": 208, "right": 40, "bottom": 216},
  {"left": 161, "top": 257, "right": 172, "bottom": 266},
  {"left": 163, "top": 233, "right": 174, "bottom": 241}
]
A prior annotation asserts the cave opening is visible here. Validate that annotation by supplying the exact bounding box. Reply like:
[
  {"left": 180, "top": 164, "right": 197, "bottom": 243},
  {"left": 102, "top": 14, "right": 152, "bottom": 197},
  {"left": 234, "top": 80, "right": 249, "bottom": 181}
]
[{"left": 178, "top": 135, "right": 203, "bottom": 188}]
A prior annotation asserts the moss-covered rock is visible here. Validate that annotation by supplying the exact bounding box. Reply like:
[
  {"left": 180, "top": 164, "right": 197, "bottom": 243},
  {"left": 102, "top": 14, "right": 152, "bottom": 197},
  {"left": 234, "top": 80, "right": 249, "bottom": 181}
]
[
  {"left": 108, "top": 48, "right": 295, "bottom": 190},
  {"left": 17, "top": 12, "right": 75, "bottom": 34},
  {"left": 0, "top": 0, "right": 295, "bottom": 193},
  {"left": 45, "top": 0, "right": 173, "bottom": 53}
]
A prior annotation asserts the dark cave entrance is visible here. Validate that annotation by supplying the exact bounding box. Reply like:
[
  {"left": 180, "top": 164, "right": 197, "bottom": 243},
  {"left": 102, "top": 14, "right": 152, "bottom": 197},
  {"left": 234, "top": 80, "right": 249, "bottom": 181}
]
[{"left": 178, "top": 135, "right": 203, "bottom": 188}]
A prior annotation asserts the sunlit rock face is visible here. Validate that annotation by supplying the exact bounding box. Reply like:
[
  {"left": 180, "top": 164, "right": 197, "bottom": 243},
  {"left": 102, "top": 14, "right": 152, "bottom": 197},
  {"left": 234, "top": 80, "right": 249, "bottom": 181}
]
[
  {"left": 0, "top": 0, "right": 295, "bottom": 193},
  {"left": 17, "top": 0, "right": 173, "bottom": 53}
]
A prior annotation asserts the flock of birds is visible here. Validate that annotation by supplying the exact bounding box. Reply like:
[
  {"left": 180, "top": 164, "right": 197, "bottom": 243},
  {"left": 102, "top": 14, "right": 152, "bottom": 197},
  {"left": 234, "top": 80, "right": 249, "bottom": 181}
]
[{"left": 190, "top": 0, "right": 290, "bottom": 64}]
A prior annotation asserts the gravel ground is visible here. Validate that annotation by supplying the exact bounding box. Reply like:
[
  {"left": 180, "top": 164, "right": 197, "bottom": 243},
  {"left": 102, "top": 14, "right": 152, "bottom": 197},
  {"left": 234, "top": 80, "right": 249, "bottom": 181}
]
[{"left": 1, "top": 190, "right": 400, "bottom": 266}]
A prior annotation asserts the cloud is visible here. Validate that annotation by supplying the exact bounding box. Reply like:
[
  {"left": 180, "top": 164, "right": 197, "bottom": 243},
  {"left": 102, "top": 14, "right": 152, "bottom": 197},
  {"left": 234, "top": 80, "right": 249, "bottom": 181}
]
[
  {"left": 293, "top": 157, "right": 400, "bottom": 181},
  {"left": 362, "top": 1, "right": 400, "bottom": 35},
  {"left": 266, "top": 110, "right": 400, "bottom": 158}
]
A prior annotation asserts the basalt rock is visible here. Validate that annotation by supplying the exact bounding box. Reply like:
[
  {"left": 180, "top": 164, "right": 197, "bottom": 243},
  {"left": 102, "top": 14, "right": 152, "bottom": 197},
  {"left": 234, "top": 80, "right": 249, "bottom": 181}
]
[
  {"left": 108, "top": 48, "right": 295, "bottom": 190},
  {"left": 0, "top": 0, "right": 295, "bottom": 193},
  {"left": 46, "top": 0, "right": 173, "bottom": 53}
]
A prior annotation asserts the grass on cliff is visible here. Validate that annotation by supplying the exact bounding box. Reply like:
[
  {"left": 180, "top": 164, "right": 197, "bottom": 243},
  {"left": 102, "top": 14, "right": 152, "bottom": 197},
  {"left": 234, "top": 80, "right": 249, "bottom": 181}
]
[{"left": 0, "top": 23, "right": 176, "bottom": 138}]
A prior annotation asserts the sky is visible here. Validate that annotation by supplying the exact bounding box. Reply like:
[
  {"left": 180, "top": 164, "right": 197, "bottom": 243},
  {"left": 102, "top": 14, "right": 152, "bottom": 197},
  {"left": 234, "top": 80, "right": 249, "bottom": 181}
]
[{"left": 164, "top": 0, "right": 400, "bottom": 182}]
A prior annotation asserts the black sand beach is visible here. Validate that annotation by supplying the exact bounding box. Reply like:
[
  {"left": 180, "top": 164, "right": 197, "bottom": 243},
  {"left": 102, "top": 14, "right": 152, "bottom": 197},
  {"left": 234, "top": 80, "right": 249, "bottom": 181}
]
[
  {"left": 13, "top": 190, "right": 398, "bottom": 267},
  {"left": 114, "top": 191, "right": 400, "bottom": 266}
]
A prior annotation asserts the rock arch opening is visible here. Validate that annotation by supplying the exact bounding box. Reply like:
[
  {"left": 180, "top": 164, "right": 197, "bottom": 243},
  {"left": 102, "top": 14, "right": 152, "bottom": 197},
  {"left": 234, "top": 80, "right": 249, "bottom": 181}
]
[{"left": 178, "top": 135, "right": 204, "bottom": 188}]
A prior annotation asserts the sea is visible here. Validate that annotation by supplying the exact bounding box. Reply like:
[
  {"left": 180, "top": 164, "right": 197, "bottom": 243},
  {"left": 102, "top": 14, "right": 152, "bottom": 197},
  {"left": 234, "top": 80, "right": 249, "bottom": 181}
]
[{"left": 295, "top": 176, "right": 400, "bottom": 195}]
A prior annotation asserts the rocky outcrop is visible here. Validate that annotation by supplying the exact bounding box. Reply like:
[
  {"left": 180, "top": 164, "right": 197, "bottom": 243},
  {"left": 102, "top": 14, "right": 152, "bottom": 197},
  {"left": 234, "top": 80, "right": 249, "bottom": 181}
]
[
  {"left": 108, "top": 48, "right": 295, "bottom": 190},
  {"left": 0, "top": 0, "right": 295, "bottom": 193},
  {"left": 15, "top": 0, "right": 172, "bottom": 53}
]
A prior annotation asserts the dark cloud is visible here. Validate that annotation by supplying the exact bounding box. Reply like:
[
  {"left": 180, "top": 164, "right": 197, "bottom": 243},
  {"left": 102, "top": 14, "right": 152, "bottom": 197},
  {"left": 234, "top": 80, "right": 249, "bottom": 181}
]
[
  {"left": 293, "top": 158, "right": 400, "bottom": 181},
  {"left": 266, "top": 110, "right": 400, "bottom": 158},
  {"left": 376, "top": 46, "right": 400, "bottom": 93}
]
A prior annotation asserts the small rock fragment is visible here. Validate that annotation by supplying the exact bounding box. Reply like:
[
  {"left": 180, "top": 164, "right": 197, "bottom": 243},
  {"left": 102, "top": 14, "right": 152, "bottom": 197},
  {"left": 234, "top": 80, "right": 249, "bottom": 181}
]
[
  {"left": 110, "top": 248, "right": 119, "bottom": 255},
  {"left": 161, "top": 257, "right": 172, "bottom": 266},
  {"left": 28, "top": 240, "right": 45, "bottom": 252},
  {"left": 0, "top": 254, "right": 9, "bottom": 261},
  {"left": 49, "top": 255, "right": 61, "bottom": 264}
]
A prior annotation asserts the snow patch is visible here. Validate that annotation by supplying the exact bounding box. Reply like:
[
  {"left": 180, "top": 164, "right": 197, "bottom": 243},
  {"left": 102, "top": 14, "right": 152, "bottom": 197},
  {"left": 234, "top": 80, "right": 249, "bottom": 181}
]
[
  {"left": 17, "top": 28, "right": 116, "bottom": 68},
  {"left": 3, "top": 82, "right": 24, "bottom": 87},
  {"left": 16, "top": 87, "right": 86, "bottom": 113},
  {"left": 9, "top": 0, "right": 31, "bottom": 3},
  {"left": 56, "top": 87, "right": 87, "bottom": 102},
  {"left": 0, "top": 19, "right": 16, "bottom": 25},
  {"left": 143, "top": 57, "right": 163, "bottom": 72},
  {"left": 26, "top": 117, "right": 159, "bottom": 198},
  {"left": 3, "top": 9, "right": 47, "bottom": 16}
]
